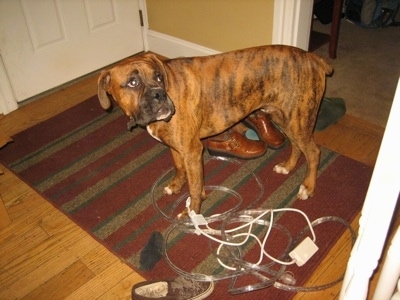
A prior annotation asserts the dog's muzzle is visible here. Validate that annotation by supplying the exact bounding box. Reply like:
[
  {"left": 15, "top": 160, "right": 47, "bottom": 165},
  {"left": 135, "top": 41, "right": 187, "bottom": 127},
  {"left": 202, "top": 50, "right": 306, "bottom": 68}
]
[
  {"left": 127, "top": 87, "right": 175, "bottom": 130},
  {"left": 148, "top": 88, "right": 175, "bottom": 122}
]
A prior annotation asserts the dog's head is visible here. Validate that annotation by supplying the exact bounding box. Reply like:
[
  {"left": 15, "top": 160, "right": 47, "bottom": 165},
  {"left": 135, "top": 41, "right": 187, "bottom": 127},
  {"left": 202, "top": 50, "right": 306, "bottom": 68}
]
[{"left": 98, "top": 53, "right": 175, "bottom": 128}]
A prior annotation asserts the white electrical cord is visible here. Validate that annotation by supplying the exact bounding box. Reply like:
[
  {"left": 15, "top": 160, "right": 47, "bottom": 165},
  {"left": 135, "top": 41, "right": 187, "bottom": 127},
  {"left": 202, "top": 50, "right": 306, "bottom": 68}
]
[
  {"left": 185, "top": 197, "right": 317, "bottom": 268},
  {"left": 163, "top": 207, "right": 356, "bottom": 294}
]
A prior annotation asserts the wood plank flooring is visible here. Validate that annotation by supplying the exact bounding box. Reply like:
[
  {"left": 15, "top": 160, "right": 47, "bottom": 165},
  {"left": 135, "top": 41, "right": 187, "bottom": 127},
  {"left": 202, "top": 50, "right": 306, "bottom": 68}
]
[{"left": 0, "top": 70, "right": 391, "bottom": 299}]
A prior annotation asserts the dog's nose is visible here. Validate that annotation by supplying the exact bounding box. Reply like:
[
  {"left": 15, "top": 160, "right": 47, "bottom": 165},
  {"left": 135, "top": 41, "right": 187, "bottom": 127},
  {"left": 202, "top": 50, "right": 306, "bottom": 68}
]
[{"left": 151, "top": 88, "right": 166, "bottom": 100}]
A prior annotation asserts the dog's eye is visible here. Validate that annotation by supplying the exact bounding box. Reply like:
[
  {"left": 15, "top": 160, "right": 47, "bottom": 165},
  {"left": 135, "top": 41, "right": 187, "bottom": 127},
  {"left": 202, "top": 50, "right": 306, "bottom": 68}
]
[
  {"left": 155, "top": 72, "right": 163, "bottom": 82},
  {"left": 127, "top": 78, "right": 140, "bottom": 88}
]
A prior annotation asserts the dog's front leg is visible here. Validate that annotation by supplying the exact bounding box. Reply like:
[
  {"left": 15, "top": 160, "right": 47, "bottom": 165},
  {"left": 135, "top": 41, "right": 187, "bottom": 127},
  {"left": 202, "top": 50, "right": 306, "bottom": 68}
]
[
  {"left": 164, "top": 148, "right": 187, "bottom": 195},
  {"left": 177, "top": 140, "right": 206, "bottom": 219}
]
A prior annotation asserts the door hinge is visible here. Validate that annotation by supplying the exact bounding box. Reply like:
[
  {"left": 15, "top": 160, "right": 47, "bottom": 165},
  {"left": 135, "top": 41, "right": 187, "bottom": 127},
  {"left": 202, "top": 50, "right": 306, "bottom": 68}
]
[{"left": 139, "top": 9, "right": 144, "bottom": 27}]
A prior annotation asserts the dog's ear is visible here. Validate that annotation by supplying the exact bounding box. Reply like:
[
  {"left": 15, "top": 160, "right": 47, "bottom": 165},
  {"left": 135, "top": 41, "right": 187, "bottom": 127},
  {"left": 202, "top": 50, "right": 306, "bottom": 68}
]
[{"left": 97, "top": 70, "right": 112, "bottom": 110}]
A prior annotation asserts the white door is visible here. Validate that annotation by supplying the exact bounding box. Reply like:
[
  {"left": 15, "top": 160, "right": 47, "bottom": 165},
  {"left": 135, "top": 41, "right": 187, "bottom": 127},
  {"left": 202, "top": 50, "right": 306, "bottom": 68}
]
[{"left": 0, "top": 0, "right": 144, "bottom": 103}]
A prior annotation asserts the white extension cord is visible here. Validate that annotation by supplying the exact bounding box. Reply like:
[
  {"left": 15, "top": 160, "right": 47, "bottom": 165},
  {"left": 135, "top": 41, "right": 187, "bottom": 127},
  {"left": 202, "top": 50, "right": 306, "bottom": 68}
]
[
  {"left": 162, "top": 199, "right": 356, "bottom": 294},
  {"left": 152, "top": 156, "right": 356, "bottom": 294},
  {"left": 186, "top": 197, "right": 319, "bottom": 269}
]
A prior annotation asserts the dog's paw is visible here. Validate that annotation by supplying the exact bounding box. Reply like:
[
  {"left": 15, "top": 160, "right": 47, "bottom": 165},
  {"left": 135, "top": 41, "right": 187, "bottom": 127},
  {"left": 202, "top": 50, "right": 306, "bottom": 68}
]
[
  {"left": 177, "top": 209, "right": 189, "bottom": 220},
  {"left": 163, "top": 184, "right": 183, "bottom": 195},
  {"left": 297, "top": 185, "right": 310, "bottom": 200},
  {"left": 163, "top": 186, "right": 173, "bottom": 195},
  {"left": 164, "top": 177, "right": 185, "bottom": 195},
  {"left": 273, "top": 164, "right": 289, "bottom": 175}
]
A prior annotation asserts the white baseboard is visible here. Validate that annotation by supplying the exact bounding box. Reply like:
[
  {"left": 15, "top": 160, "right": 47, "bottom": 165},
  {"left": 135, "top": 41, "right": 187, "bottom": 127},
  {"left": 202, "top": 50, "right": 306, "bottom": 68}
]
[{"left": 146, "top": 30, "right": 220, "bottom": 58}]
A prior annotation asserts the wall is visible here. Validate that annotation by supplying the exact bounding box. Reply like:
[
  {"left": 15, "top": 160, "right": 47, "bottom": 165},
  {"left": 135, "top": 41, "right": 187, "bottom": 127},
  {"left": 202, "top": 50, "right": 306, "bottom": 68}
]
[{"left": 146, "top": 0, "right": 274, "bottom": 52}]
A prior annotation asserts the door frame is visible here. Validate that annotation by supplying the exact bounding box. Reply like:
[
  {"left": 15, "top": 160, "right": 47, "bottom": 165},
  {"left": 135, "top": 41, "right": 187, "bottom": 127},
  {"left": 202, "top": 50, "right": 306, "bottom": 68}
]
[
  {"left": 0, "top": 55, "right": 18, "bottom": 114},
  {"left": 272, "top": 0, "right": 313, "bottom": 51}
]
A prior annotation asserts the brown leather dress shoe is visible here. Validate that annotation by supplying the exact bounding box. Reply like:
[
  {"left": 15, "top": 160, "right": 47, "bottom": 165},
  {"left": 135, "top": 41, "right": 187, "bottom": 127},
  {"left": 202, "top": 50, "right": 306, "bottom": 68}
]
[
  {"left": 206, "top": 129, "right": 266, "bottom": 159},
  {"left": 243, "top": 111, "right": 286, "bottom": 149}
]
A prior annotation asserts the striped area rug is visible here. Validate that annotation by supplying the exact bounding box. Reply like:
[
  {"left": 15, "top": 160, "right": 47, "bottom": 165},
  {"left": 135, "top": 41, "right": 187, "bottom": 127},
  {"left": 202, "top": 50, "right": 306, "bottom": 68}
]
[{"left": 0, "top": 96, "right": 373, "bottom": 299}]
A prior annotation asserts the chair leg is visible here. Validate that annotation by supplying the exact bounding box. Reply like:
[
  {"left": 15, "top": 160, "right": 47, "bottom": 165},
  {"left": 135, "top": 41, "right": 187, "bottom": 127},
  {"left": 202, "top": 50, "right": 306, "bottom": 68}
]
[{"left": 329, "top": 0, "right": 344, "bottom": 59}]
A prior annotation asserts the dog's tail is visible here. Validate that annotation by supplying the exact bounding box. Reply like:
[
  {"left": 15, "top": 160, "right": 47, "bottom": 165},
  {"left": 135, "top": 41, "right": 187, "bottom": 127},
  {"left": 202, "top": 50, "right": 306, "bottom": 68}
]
[
  {"left": 321, "top": 59, "right": 334, "bottom": 76},
  {"left": 317, "top": 56, "right": 333, "bottom": 75},
  {"left": 312, "top": 54, "right": 333, "bottom": 76}
]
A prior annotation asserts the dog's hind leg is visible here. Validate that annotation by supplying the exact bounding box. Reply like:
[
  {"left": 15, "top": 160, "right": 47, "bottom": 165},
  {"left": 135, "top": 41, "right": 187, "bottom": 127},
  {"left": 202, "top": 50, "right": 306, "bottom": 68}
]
[
  {"left": 273, "top": 136, "right": 320, "bottom": 200},
  {"left": 273, "top": 144, "right": 302, "bottom": 175},
  {"left": 271, "top": 110, "right": 303, "bottom": 176},
  {"left": 271, "top": 104, "right": 321, "bottom": 200},
  {"left": 296, "top": 139, "right": 321, "bottom": 200}
]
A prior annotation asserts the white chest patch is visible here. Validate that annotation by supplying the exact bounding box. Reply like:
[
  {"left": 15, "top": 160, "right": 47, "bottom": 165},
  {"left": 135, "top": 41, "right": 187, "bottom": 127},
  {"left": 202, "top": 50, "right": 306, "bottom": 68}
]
[{"left": 146, "top": 126, "right": 162, "bottom": 142}]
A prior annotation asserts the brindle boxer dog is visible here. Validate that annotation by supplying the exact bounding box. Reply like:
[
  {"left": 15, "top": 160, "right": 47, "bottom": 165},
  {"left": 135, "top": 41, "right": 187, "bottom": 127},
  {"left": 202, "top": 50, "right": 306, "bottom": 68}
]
[{"left": 97, "top": 45, "right": 333, "bottom": 219}]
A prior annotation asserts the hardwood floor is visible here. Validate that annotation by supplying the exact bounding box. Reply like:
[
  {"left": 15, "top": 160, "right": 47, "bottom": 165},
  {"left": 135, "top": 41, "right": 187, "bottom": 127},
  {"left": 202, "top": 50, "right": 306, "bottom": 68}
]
[{"left": 0, "top": 71, "right": 389, "bottom": 299}]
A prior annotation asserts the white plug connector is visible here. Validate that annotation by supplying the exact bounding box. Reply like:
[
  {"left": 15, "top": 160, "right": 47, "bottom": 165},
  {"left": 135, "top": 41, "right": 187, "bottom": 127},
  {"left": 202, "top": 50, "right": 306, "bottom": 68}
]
[
  {"left": 289, "top": 236, "right": 319, "bottom": 266},
  {"left": 186, "top": 196, "right": 208, "bottom": 235},
  {"left": 189, "top": 210, "right": 208, "bottom": 226},
  {"left": 189, "top": 212, "right": 208, "bottom": 235}
]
